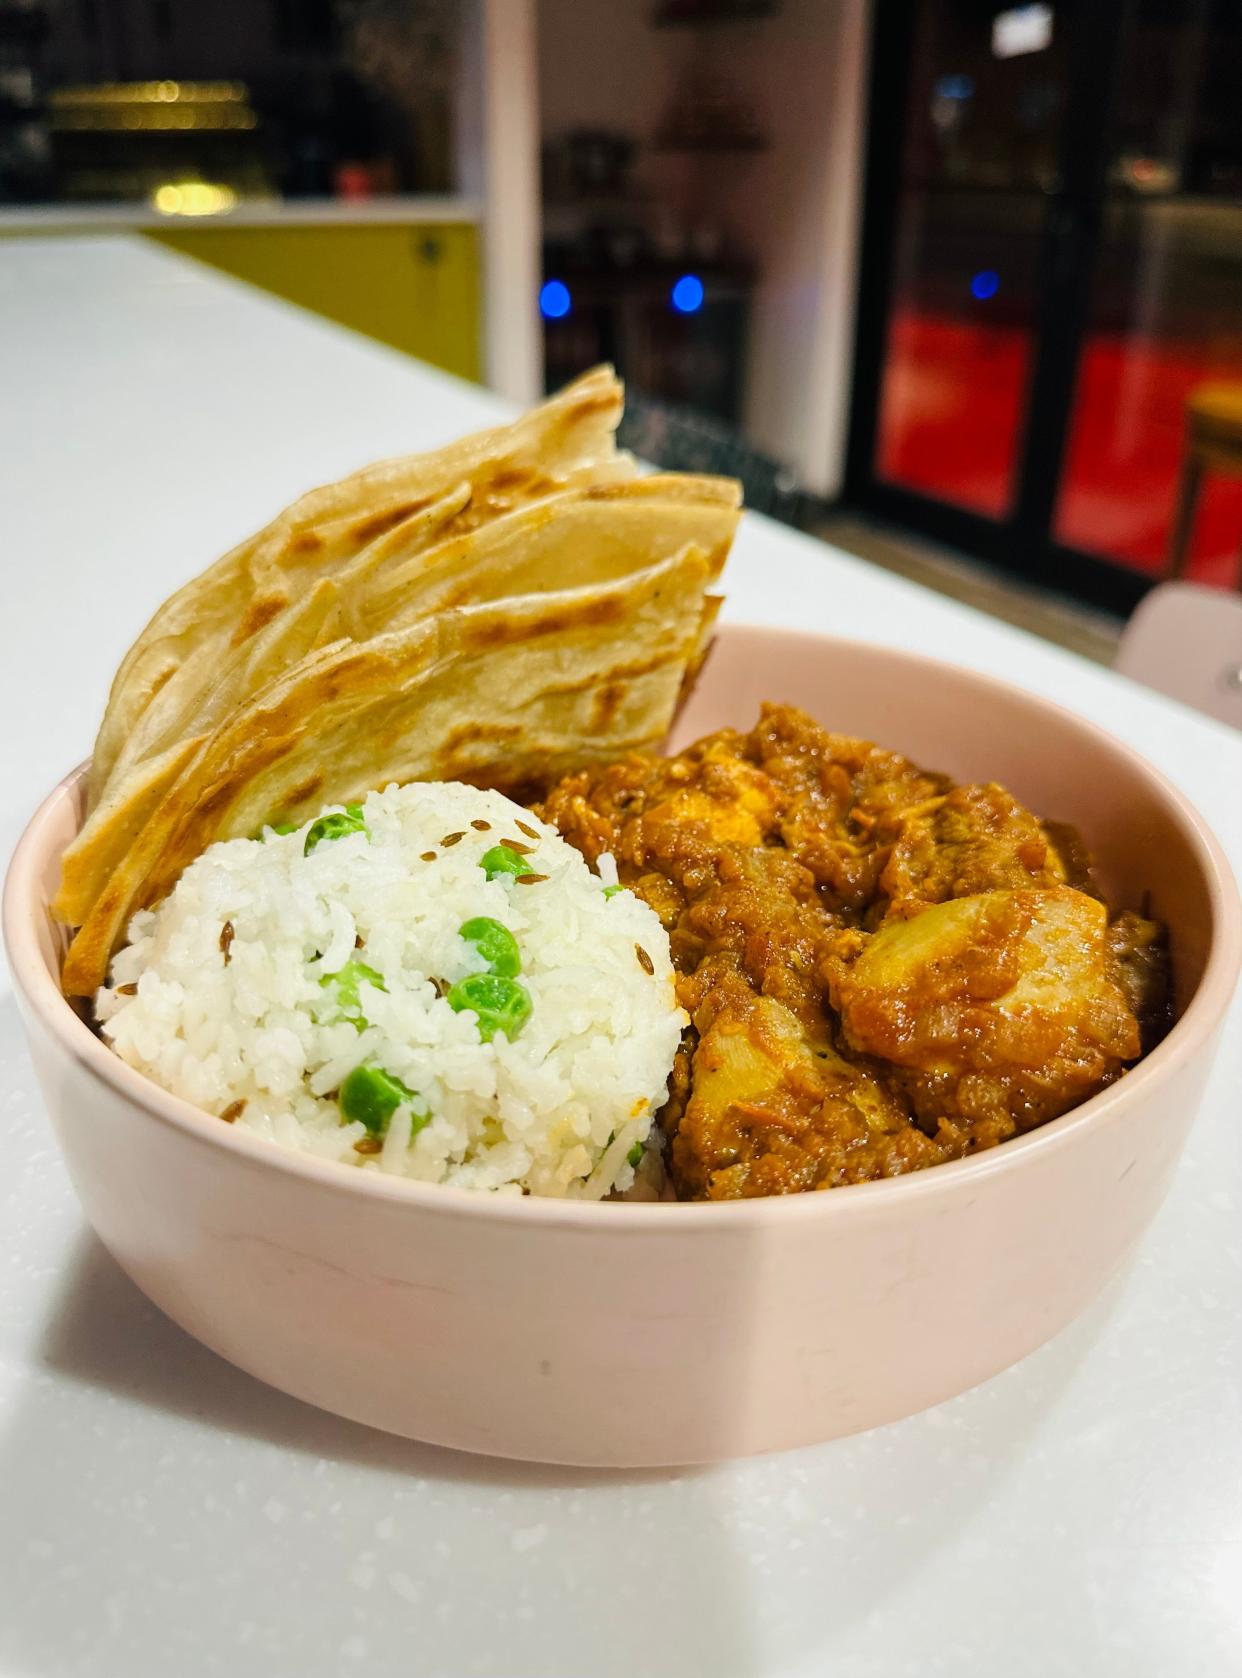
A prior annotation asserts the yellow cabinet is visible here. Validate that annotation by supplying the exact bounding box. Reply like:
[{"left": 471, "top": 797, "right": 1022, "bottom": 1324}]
[{"left": 144, "top": 220, "right": 481, "bottom": 381}]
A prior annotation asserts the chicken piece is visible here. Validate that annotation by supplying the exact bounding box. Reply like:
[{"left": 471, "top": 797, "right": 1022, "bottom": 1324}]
[
  {"left": 877, "top": 782, "right": 1076, "bottom": 917},
  {"left": 543, "top": 727, "right": 843, "bottom": 1032},
  {"left": 671, "top": 971, "right": 943, "bottom": 1200},
  {"left": 748, "top": 705, "right": 949, "bottom": 912},
  {"left": 540, "top": 736, "right": 779, "bottom": 879},
  {"left": 541, "top": 704, "right": 1168, "bottom": 1199},
  {"left": 747, "top": 704, "right": 947, "bottom": 826},
  {"left": 674, "top": 848, "right": 840, "bottom": 1034},
  {"left": 644, "top": 740, "right": 779, "bottom": 849},
  {"left": 828, "top": 886, "right": 1142, "bottom": 1142}
]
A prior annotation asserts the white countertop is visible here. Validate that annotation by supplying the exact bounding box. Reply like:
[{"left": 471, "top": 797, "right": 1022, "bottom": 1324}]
[
  {"left": 1, "top": 235, "right": 1240, "bottom": 1678},
  {"left": 0, "top": 195, "right": 481, "bottom": 233}
]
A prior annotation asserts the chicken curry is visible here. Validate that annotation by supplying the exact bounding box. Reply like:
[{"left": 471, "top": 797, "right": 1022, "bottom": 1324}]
[{"left": 542, "top": 704, "right": 1170, "bottom": 1200}]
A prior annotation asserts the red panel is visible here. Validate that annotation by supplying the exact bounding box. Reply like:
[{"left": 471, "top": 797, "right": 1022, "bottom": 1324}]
[
  {"left": 1055, "top": 334, "right": 1242, "bottom": 586},
  {"left": 876, "top": 309, "right": 1031, "bottom": 520},
  {"left": 875, "top": 309, "right": 1242, "bottom": 586}
]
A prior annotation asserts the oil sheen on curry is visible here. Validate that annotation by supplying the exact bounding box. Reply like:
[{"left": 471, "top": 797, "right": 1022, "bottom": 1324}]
[{"left": 542, "top": 703, "right": 1171, "bottom": 1201}]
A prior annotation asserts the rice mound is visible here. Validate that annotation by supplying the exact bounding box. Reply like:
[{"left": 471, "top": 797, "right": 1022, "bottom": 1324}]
[{"left": 96, "top": 783, "right": 685, "bottom": 1198}]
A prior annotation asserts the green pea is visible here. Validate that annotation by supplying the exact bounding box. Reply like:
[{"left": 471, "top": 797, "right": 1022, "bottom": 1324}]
[
  {"left": 446, "top": 972, "right": 532, "bottom": 1042},
  {"left": 251, "top": 818, "right": 300, "bottom": 841},
  {"left": 339, "top": 1063, "right": 427, "bottom": 1136},
  {"left": 626, "top": 1141, "right": 644, "bottom": 1169},
  {"left": 319, "top": 960, "right": 386, "bottom": 1029},
  {"left": 479, "top": 844, "right": 528, "bottom": 881},
  {"left": 458, "top": 916, "right": 521, "bottom": 979},
  {"left": 304, "top": 803, "right": 367, "bottom": 856},
  {"left": 603, "top": 884, "right": 623, "bottom": 900}
]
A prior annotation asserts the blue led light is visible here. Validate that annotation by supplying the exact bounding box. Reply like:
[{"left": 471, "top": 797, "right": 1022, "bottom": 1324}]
[
  {"left": 935, "top": 74, "right": 975, "bottom": 101},
  {"left": 671, "top": 273, "right": 705, "bottom": 315},
  {"left": 539, "top": 279, "right": 572, "bottom": 320},
  {"left": 970, "top": 269, "right": 1000, "bottom": 301}
]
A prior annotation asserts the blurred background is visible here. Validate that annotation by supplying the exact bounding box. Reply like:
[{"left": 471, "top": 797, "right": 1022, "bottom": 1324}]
[{"left": 3, "top": 0, "right": 1241, "bottom": 640}]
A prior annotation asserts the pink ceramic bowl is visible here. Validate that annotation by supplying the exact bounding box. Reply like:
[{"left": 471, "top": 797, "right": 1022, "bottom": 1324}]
[{"left": 6, "top": 628, "right": 1240, "bottom": 1467}]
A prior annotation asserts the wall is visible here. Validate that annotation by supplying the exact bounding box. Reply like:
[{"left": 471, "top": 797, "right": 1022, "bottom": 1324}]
[
  {"left": 534, "top": 0, "right": 870, "bottom": 496},
  {"left": 714, "top": 0, "right": 870, "bottom": 495},
  {"left": 536, "top": 0, "right": 676, "bottom": 153},
  {"left": 535, "top": 0, "right": 687, "bottom": 227}
]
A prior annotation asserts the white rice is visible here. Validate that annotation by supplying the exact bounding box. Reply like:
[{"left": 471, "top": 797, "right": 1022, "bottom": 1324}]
[{"left": 96, "top": 782, "right": 685, "bottom": 1199}]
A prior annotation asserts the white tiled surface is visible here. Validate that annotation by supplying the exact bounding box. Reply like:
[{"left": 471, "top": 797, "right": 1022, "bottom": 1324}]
[{"left": 2, "top": 236, "right": 1240, "bottom": 1678}]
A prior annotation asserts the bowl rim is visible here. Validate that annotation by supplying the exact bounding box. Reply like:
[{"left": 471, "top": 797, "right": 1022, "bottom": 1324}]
[{"left": 6, "top": 628, "right": 1240, "bottom": 1231}]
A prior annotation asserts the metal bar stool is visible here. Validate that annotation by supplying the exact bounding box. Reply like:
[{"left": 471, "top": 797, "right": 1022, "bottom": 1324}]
[{"left": 1167, "top": 382, "right": 1242, "bottom": 585}]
